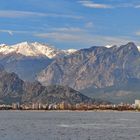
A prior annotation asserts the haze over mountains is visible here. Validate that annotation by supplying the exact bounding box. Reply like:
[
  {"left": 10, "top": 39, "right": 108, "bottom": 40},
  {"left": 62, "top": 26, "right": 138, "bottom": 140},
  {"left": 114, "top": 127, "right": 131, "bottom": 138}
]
[
  {"left": 0, "top": 41, "right": 140, "bottom": 103},
  {"left": 37, "top": 42, "right": 140, "bottom": 103},
  {"left": 38, "top": 42, "right": 140, "bottom": 89},
  {"left": 0, "top": 42, "right": 77, "bottom": 81},
  {"left": 0, "top": 65, "right": 94, "bottom": 104}
]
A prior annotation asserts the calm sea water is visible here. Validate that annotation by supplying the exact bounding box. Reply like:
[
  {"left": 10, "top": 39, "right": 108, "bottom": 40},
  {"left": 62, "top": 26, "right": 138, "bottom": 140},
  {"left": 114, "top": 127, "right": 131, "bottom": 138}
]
[{"left": 0, "top": 111, "right": 140, "bottom": 140}]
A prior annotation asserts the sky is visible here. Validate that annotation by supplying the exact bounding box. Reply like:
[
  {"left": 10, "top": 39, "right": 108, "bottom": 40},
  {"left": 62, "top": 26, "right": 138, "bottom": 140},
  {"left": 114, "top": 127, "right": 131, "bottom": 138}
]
[{"left": 0, "top": 0, "right": 140, "bottom": 49}]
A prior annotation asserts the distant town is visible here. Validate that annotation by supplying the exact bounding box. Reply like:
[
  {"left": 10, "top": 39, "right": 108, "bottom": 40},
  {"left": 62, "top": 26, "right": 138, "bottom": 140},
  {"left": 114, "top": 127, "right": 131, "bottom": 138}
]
[{"left": 0, "top": 100, "right": 140, "bottom": 111}]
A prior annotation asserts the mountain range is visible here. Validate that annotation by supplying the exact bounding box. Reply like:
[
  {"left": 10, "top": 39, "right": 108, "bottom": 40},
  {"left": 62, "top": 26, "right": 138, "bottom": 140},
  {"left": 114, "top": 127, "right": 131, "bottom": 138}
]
[
  {"left": 0, "top": 42, "right": 76, "bottom": 81},
  {"left": 37, "top": 42, "right": 140, "bottom": 103},
  {"left": 0, "top": 41, "right": 140, "bottom": 103},
  {"left": 0, "top": 42, "right": 77, "bottom": 58},
  {"left": 0, "top": 65, "right": 94, "bottom": 105}
]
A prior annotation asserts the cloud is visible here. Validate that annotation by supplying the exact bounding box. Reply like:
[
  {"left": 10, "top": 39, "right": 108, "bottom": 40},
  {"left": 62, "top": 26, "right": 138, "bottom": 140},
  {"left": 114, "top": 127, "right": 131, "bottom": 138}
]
[
  {"left": 35, "top": 32, "right": 81, "bottom": 41},
  {"left": 0, "top": 29, "right": 36, "bottom": 36},
  {"left": 35, "top": 27, "right": 86, "bottom": 41},
  {"left": 135, "top": 31, "right": 140, "bottom": 36},
  {"left": 0, "top": 30, "right": 13, "bottom": 36},
  {"left": 117, "top": 3, "right": 140, "bottom": 8},
  {"left": 0, "top": 10, "right": 82, "bottom": 19},
  {"left": 78, "top": 0, "right": 140, "bottom": 9},
  {"left": 85, "top": 22, "right": 94, "bottom": 28},
  {"left": 79, "top": 0, "right": 113, "bottom": 9},
  {"left": 0, "top": 10, "right": 44, "bottom": 18},
  {"left": 51, "top": 27, "right": 84, "bottom": 32},
  {"left": 135, "top": 5, "right": 140, "bottom": 8},
  {"left": 35, "top": 30, "right": 138, "bottom": 46}
]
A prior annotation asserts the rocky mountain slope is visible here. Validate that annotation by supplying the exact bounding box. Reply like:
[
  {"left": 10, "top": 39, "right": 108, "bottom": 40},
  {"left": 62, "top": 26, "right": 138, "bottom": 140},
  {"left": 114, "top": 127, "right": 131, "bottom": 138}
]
[
  {"left": 0, "top": 53, "right": 52, "bottom": 81},
  {"left": 0, "top": 42, "right": 77, "bottom": 81},
  {"left": 1, "top": 41, "right": 140, "bottom": 103},
  {"left": 0, "top": 66, "right": 95, "bottom": 104},
  {"left": 37, "top": 42, "right": 140, "bottom": 103},
  {"left": 38, "top": 42, "right": 140, "bottom": 89},
  {"left": 81, "top": 78, "right": 140, "bottom": 104}
]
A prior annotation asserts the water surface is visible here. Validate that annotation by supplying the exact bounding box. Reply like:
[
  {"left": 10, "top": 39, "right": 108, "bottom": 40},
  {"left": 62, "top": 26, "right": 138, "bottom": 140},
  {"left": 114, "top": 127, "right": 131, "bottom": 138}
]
[{"left": 0, "top": 111, "right": 140, "bottom": 140}]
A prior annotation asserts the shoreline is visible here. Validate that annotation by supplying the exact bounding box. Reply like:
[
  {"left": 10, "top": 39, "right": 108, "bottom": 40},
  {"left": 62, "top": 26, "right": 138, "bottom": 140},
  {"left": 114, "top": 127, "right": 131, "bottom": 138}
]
[{"left": 0, "top": 109, "right": 140, "bottom": 113}]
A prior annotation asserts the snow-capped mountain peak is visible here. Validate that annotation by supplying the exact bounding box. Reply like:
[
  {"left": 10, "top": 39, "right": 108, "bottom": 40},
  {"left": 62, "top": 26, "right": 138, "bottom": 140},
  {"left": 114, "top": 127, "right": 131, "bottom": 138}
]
[
  {"left": 11, "top": 42, "right": 58, "bottom": 58},
  {"left": 0, "top": 42, "right": 77, "bottom": 58},
  {"left": 62, "top": 49, "right": 77, "bottom": 55},
  {"left": 105, "top": 44, "right": 140, "bottom": 52},
  {"left": 105, "top": 45, "right": 112, "bottom": 48},
  {"left": 137, "top": 46, "right": 140, "bottom": 51}
]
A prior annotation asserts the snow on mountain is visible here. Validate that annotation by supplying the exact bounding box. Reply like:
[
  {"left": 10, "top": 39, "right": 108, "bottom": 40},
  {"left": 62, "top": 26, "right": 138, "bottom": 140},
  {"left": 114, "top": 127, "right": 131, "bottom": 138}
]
[
  {"left": 0, "top": 42, "right": 138, "bottom": 59},
  {"left": 0, "top": 42, "right": 77, "bottom": 59},
  {"left": 105, "top": 44, "right": 140, "bottom": 52},
  {"left": 137, "top": 46, "right": 140, "bottom": 51},
  {"left": 105, "top": 45, "right": 112, "bottom": 48},
  {"left": 62, "top": 49, "right": 77, "bottom": 55}
]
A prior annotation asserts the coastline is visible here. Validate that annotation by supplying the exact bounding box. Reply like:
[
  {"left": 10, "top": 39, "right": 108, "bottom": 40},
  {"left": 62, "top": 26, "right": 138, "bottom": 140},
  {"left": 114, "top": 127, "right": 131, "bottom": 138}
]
[{"left": 1, "top": 109, "right": 140, "bottom": 113}]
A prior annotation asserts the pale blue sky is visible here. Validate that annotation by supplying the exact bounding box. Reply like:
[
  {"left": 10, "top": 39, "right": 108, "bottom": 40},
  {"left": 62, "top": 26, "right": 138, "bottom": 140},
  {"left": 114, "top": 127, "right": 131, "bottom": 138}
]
[{"left": 0, "top": 0, "right": 140, "bottom": 49}]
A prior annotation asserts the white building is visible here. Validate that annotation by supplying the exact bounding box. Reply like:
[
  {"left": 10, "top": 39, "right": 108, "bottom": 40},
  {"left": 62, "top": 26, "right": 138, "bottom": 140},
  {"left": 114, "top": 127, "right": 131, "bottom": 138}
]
[{"left": 134, "top": 100, "right": 140, "bottom": 108}]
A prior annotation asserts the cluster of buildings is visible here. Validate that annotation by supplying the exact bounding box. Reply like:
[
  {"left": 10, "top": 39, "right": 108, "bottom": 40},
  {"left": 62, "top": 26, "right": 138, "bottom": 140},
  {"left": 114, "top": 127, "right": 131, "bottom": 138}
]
[{"left": 0, "top": 100, "right": 140, "bottom": 111}]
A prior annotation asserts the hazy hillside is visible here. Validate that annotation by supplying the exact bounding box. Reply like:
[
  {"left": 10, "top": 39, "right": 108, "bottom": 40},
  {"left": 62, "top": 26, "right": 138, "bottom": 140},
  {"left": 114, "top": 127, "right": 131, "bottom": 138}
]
[
  {"left": 0, "top": 66, "right": 96, "bottom": 104},
  {"left": 1, "top": 42, "right": 140, "bottom": 103},
  {"left": 0, "top": 42, "right": 76, "bottom": 81},
  {"left": 37, "top": 42, "right": 140, "bottom": 103},
  {"left": 38, "top": 42, "right": 140, "bottom": 90}
]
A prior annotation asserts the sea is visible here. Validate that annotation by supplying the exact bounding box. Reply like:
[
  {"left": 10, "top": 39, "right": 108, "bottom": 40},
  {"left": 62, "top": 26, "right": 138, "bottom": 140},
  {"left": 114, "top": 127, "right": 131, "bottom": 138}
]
[{"left": 0, "top": 111, "right": 140, "bottom": 140}]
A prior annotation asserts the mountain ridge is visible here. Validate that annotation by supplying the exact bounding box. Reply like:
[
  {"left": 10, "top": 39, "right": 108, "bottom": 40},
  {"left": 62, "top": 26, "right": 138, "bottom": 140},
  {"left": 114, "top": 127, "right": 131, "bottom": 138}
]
[
  {"left": 37, "top": 42, "right": 139, "bottom": 89},
  {"left": 37, "top": 42, "right": 140, "bottom": 89},
  {"left": 0, "top": 41, "right": 140, "bottom": 103},
  {"left": 0, "top": 66, "right": 96, "bottom": 105},
  {"left": 0, "top": 42, "right": 77, "bottom": 59},
  {"left": 0, "top": 41, "right": 77, "bottom": 82}
]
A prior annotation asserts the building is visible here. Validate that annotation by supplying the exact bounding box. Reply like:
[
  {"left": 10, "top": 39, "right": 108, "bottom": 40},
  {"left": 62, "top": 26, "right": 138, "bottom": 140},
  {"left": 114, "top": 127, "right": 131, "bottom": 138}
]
[
  {"left": 32, "top": 103, "right": 39, "bottom": 110},
  {"left": 134, "top": 100, "right": 140, "bottom": 108},
  {"left": 12, "top": 103, "right": 20, "bottom": 110},
  {"left": 59, "top": 102, "right": 69, "bottom": 110}
]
